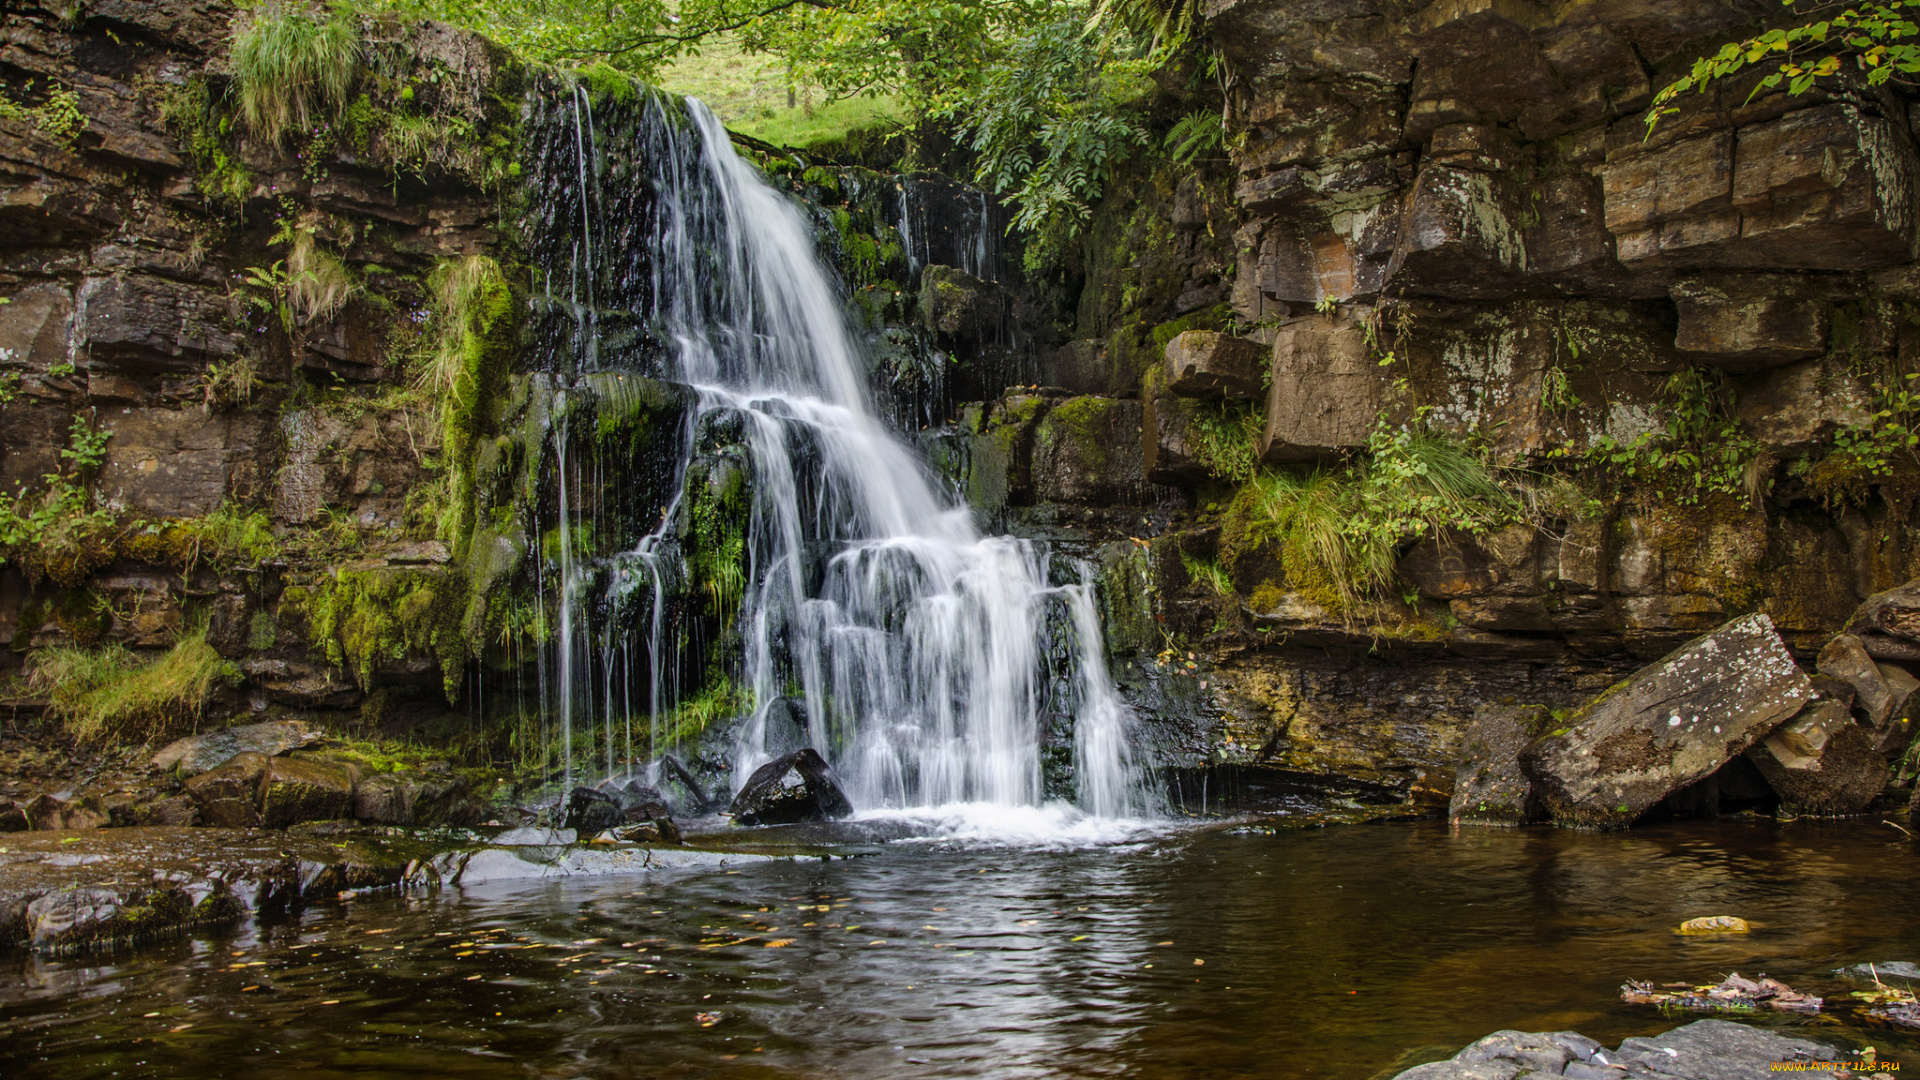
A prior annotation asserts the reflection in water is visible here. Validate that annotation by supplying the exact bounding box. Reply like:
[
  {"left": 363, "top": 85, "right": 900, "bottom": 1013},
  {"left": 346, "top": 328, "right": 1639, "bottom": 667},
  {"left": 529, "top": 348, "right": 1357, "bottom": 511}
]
[{"left": 1, "top": 819, "right": 1914, "bottom": 1079}]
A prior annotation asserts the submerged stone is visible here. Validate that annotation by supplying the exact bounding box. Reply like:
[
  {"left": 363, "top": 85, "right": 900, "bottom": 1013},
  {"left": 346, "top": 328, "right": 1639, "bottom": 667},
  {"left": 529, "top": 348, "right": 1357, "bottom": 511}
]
[
  {"left": 728, "top": 748, "right": 854, "bottom": 826},
  {"left": 1520, "top": 614, "right": 1812, "bottom": 828},
  {"left": 1392, "top": 1019, "right": 1842, "bottom": 1080}
]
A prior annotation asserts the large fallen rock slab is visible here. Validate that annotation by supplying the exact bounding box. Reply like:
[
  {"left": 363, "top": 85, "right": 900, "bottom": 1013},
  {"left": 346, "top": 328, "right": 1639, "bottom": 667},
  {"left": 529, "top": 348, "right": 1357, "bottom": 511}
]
[
  {"left": 151, "top": 720, "right": 320, "bottom": 776},
  {"left": 1520, "top": 613, "right": 1812, "bottom": 828},
  {"left": 1449, "top": 703, "right": 1547, "bottom": 826},
  {"left": 1747, "top": 699, "right": 1891, "bottom": 816},
  {"left": 22, "top": 793, "right": 110, "bottom": 831},
  {"left": 728, "top": 748, "right": 854, "bottom": 826},
  {"left": 1391, "top": 1019, "right": 1843, "bottom": 1080}
]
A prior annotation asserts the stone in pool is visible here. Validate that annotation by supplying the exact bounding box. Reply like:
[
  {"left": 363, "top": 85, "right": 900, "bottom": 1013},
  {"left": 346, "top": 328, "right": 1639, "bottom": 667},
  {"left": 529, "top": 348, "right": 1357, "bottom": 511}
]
[
  {"left": 1520, "top": 613, "right": 1812, "bottom": 828},
  {"left": 1393, "top": 1018, "right": 1842, "bottom": 1079},
  {"left": 728, "top": 748, "right": 854, "bottom": 826},
  {"left": 1744, "top": 698, "right": 1889, "bottom": 816},
  {"left": 563, "top": 787, "right": 624, "bottom": 834}
]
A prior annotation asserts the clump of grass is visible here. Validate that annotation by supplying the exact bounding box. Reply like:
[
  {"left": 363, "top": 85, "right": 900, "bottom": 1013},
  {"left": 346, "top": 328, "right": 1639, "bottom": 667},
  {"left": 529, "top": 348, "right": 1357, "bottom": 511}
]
[
  {"left": 419, "top": 254, "right": 510, "bottom": 400},
  {"left": 1244, "top": 425, "right": 1520, "bottom": 616},
  {"left": 30, "top": 630, "right": 236, "bottom": 744},
  {"left": 230, "top": 2, "right": 360, "bottom": 147},
  {"left": 1180, "top": 551, "right": 1232, "bottom": 595},
  {"left": 287, "top": 230, "right": 358, "bottom": 324}
]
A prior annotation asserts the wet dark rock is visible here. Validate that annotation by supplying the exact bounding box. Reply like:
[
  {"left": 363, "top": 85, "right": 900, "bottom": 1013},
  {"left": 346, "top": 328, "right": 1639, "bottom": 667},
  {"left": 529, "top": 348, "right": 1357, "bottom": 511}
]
[
  {"left": 1392, "top": 1019, "right": 1843, "bottom": 1079},
  {"left": 595, "top": 776, "right": 672, "bottom": 823},
  {"left": 23, "top": 792, "right": 110, "bottom": 831},
  {"left": 654, "top": 754, "right": 714, "bottom": 813},
  {"left": 352, "top": 771, "right": 471, "bottom": 827},
  {"left": 151, "top": 720, "right": 321, "bottom": 777},
  {"left": 257, "top": 757, "right": 354, "bottom": 829},
  {"left": 1520, "top": 614, "right": 1812, "bottom": 828},
  {"left": 1746, "top": 700, "right": 1891, "bottom": 816},
  {"left": 1448, "top": 703, "right": 1547, "bottom": 826},
  {"left": 728, "top": 748, "right": 854, "bottom": 826},
  {"left": 183, "top": 751, "right": 267, "bottom": 828},
  {"left": 562, "top": 786, "right": 624, "bottom": 834},
  {"left": 0, "top": 801, "right": 26, "bottom": 832},
  {"left": 126, "top": 795, "right": 199, "bottom": 827}
]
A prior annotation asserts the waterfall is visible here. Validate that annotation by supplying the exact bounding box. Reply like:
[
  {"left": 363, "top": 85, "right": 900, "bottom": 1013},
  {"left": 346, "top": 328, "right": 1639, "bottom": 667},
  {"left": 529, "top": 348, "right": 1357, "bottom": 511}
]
[{"left": 522, "top": 86, "right": 1151, "bottom": 824}]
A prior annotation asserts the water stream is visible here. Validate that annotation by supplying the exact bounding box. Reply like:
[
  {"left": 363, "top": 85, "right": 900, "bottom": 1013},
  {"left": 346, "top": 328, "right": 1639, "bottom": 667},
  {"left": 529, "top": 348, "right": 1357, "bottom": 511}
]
[{"left": 526, "top": 89, "right": 1146, "bottom": 822}]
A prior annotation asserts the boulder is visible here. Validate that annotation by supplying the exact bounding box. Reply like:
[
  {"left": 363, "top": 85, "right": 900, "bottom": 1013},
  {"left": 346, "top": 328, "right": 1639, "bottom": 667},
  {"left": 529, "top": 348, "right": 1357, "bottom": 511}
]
[
  {"left": 561, "top": 786, "right": 623, "bottom": 835},
  {"left": 1449, "top": 703, "right": 1547, "bottom": 826},
  {"left": 351, "top": 771, "right": 470, "bottom": 826},
  {"left": 184, "top": 751, "right": 268, "bottom": 828},
  {"left": 1870, "top": 661, "right": 1920, "bottom": 757},
  {"left": 1141, "top": 388, "right": 1211, "bottom": 486},
  {"left": 1391, "top": 1019, "right": 1842, "bottom": 1080},
  {"left": 257, "top": 757, "right": 354, "bottom": 829},
  {"left": 127, "top": 795, "right": 199, "bottom": 827},
  {"left": 1817, "top": 633, "right": 1898, "bottom": 724},
  {"left": 1520, "top": 613, "right": 1813, "bottom": 828},
  {"left": 152, "top": 720, "right": 320, "bottom": 776},
  {"left": 595, "top": 776, "right": 673, "bottom": 823},
  {"left": 728, "top": 748, "right": 854, "bottom": 826},
  {"left": 1163, "top": 331, "right": 1268, "bottom": 399},
  {"left": 22, "top": 793, "right": 110, "bottom": 832},
  {"left": 1747, "top": 699, "right": 1891, "bottom": 816},
  {"left": 0, "top": 801, "right": 26, "bottom": 832},
  {"left": 1844, "top": 579, "right": 1920, "bottom": 660}
]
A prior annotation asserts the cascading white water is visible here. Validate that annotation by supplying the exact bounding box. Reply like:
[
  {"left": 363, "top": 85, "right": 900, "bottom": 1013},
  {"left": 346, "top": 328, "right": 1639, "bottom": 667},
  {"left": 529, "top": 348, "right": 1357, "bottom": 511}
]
[{"left": 547, "top": 91, "right": 1151, "bottom": 824}]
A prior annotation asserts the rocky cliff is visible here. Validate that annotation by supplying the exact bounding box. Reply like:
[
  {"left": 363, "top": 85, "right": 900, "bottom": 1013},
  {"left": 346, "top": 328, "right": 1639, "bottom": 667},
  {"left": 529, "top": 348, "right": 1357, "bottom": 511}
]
[
  {"left": 2, "top": 0, "right": 1917, "bottom": 825},
  {"left": 943, "top": 0, "right": 1920, "bottom": 811}
]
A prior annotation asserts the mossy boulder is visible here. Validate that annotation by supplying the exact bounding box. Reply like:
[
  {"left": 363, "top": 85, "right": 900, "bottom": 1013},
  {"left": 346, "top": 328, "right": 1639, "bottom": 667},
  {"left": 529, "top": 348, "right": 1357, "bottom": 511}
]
[
  {"left": 258, "top": 756, "right": 355, "bottom": 829},
  {"left": 1031, "top": 397, "right": 1161, "bottom": 506}
]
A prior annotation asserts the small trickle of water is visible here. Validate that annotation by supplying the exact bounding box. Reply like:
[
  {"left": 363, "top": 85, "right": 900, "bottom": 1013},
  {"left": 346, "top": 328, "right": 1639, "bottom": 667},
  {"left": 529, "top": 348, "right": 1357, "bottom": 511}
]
[{"left": 532, "top": 88, "right": 1152, "bottom": 827}]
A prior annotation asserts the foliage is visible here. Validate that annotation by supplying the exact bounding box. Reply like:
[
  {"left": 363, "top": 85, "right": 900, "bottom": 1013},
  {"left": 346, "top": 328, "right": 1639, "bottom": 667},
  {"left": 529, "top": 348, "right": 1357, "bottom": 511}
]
[
  {"left": 943, "top": 14, "right": 1153, "bottom": 237},
  {"left": 1563, "top": 367, "right": 1767, "bottom": 506},
  {"left": 1650, "top": 0, "right": 1920, "bottom": 132},
  {"left": 231, "top": 1, "right": 362, "bottom": 147},
  {"left": 297, "top": 566, "right": 470, "bottom": 697},
  {"left": 0, "top": 79, "right": 88, "bottom": 145},
  {"left": 660, "top": 678, "right": 749, "bottom": 747},
  {"left": 285, "top": 224, "right": 361, "bottom": 326},
  {"left": 1179, "top": 551, "right": 1231, "bottom": 595},
  {"left": 1164, "top": 109, "right": 1223, "bottom": 166},
  {"left": 1244, "top": 421, "right": 1519, "bottom": 614},
  {"left": 1190, "top": 400, "right": 1263, "bottom": 485},
  {"left": 419, "top": 254, "right": 513, "bottom": 548},
  {"left": 29, "top": 630, "right": 238, "bottom": 745},
  {"left": 155, "top": 76, "right": 254, "bottom": 208}
]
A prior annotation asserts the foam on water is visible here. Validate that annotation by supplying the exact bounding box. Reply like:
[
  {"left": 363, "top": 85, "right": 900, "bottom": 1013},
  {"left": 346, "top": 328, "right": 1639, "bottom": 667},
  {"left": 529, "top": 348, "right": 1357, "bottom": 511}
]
[{"left": 854, "top": 802, "right": 1164, "bottom": 849}]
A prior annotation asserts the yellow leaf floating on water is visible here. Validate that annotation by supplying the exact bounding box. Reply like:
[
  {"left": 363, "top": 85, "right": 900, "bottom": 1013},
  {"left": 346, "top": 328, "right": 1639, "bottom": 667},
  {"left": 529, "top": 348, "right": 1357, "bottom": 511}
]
[
  {"left": 1071, "top": 935, "right": 1090, "bottom": 941},
  {"left": 1193, "top": 959, "right": 1205, "bottom": 966},
  {"left": 765, "top": 938, "right": 795, "bottom": 948},
  {"left": 1675, "top": 915, "right": 1750, "bottom": 934},
  {"left": 695, "top": 1012, "right": 722, "bottom": 1027}
]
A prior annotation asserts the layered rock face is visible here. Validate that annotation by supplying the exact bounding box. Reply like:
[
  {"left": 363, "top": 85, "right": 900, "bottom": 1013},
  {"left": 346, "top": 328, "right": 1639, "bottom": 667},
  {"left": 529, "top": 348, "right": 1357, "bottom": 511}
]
[{"left": 943, "top": 0, "right": 1920, "bottom": 809}]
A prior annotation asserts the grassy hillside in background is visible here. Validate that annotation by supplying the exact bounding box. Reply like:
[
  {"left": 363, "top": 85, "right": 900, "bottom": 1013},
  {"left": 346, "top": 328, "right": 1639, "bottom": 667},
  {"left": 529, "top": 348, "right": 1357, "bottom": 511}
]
[{"left": 653, "top": 36, "right": 907, "bottom": 151}]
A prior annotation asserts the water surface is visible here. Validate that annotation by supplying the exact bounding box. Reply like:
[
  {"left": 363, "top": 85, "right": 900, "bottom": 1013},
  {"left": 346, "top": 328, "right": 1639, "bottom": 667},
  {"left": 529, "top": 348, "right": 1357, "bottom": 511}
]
[{"left": 3, "top": 816, "right": 1915, "bottom": 1078}]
